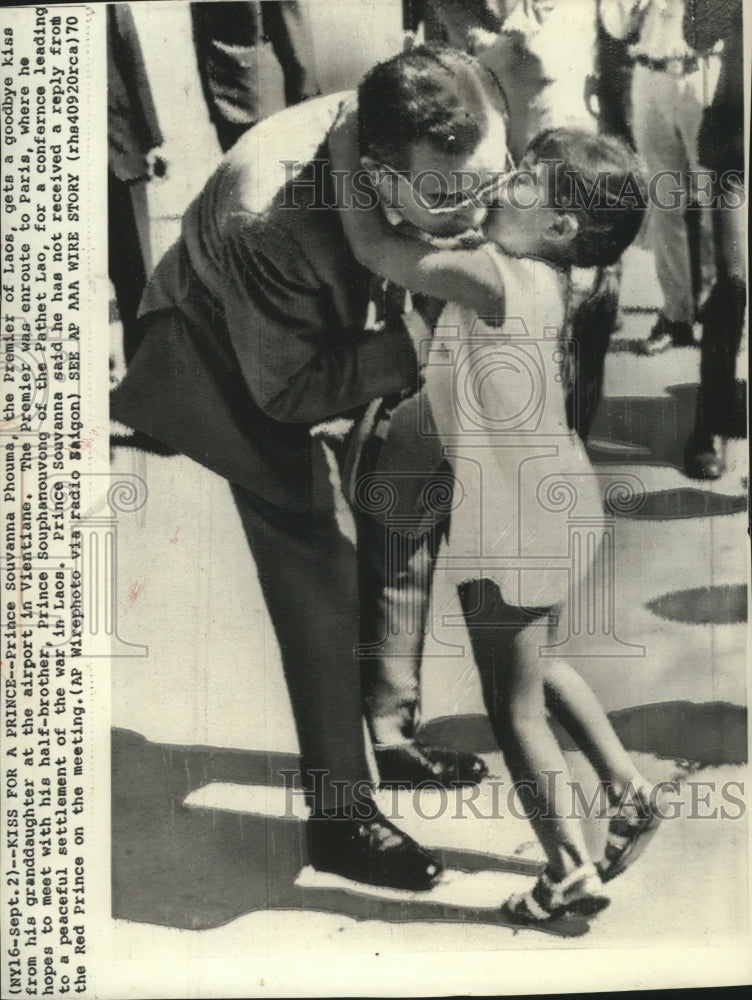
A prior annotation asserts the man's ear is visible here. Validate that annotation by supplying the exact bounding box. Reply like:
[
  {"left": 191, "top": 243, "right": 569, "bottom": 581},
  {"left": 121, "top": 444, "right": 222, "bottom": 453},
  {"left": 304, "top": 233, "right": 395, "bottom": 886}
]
[{"left": 549, "top": 211, "right": 579, "bottom": 245}]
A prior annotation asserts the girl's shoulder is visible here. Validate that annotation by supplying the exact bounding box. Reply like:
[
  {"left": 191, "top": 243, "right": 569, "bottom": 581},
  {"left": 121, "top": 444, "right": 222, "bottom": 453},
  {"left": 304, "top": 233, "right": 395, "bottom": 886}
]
[{"left": 478, "top": 245, "right": 568, "bottom": 335}]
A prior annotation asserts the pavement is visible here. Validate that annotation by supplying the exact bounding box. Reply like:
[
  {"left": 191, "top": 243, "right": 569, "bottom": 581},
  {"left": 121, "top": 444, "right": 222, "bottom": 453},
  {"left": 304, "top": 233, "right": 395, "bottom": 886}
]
[{"left": 106, "top": 1, "right": 750, "bottom": 987}]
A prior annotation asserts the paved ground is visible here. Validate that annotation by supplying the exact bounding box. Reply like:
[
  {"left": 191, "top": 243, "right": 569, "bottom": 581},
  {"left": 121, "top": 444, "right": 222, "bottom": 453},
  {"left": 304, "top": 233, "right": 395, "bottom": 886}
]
[{"left": 107, "top": 2, "right": 750, "bottom": 988}]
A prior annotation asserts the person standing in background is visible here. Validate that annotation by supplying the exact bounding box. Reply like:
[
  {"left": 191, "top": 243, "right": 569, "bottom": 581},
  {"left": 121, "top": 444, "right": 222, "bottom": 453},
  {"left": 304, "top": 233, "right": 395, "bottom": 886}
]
[
  {"left": 594, "top": 3, "right": 636, "bottom": 145},
  {"left": 601, "top": 0, "right": 721, "bottom": 356},
  {"left": 404, "top": 1, "right": 599, "bottom": 160},
  {"left": 107, "top": 2, "right": 166, "bottom": 367},
  {"left": 682, "top": 0, "right": 746, "bottom": 479},
  {"left": 191, "top": 1, "right": 320, "bottom": 154}
]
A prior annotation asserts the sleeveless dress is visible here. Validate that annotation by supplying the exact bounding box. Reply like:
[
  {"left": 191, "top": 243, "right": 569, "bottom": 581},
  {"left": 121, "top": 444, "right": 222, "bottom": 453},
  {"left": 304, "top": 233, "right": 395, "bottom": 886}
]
[{"left": 423, "top": 247, "right": 605, "bottom": 609}]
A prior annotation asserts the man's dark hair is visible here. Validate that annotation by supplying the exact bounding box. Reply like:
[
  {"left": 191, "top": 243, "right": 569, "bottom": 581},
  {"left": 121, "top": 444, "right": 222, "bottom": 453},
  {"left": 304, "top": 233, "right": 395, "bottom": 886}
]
[
  {"left": 357, "top": 45, "right": 508, "bottom": 170},
  {"left": 527, "top": 128, "right": 648, "bottom": 268}
]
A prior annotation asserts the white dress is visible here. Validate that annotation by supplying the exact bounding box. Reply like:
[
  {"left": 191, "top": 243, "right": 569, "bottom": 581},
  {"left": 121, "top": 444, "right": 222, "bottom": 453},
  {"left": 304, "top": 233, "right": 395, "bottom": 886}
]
[{"left": 422, "top": 246, "right": 604, "bottom": 609}]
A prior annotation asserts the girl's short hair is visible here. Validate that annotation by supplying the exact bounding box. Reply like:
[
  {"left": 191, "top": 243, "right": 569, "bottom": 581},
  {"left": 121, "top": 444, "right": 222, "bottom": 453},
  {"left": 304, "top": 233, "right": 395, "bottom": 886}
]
[{"left": 527, "top": 128, "right": 648, "bottom": 267}]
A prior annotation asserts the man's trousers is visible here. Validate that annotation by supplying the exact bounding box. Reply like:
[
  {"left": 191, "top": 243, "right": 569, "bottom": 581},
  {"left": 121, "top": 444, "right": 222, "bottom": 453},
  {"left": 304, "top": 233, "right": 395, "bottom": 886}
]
[
  {"left": 231, "top": 431, "right": 446, "bottom": 798},
  {"left": 230, "top": 480, "right": 373, "bottom": 813}
]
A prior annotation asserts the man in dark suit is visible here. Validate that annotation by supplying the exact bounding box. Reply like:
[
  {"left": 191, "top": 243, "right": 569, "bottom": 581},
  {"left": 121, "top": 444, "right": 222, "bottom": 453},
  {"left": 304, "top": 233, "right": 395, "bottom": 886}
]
[
  {"left": 191, "top": 1, "right": 320, "bottom": 153},
  {"left": 682, "top": 0, "right": 745, "bottom": 478},
  {"left": 107, "top": 2, "right": 166, "bottom": 366},
  {"left": 111, "top": 47, "right": 510, "bottom": 891}
]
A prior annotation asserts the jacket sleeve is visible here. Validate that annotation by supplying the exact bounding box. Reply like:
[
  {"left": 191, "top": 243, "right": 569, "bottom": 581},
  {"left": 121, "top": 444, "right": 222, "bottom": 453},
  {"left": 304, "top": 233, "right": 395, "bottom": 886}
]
[{"left": 222, "top": 215, "right": 419, "bottom": 424}]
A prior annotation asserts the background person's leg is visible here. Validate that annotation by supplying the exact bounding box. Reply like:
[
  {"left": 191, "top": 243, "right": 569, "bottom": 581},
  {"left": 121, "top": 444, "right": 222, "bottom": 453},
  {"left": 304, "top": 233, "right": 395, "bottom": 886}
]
[
  {"left": 685, "top": 200, "right": 747, "bottom": 478},
  {"left": 261, "top": 0, "right": 320, "bottom": 108},
  {"left": 632, "top": 67, "right": 699, "bottom": 350}
]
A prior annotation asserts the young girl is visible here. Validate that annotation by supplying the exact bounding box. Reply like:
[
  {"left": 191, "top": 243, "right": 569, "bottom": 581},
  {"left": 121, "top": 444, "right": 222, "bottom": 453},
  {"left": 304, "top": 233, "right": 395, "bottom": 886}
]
[{"left": 333, "top": 115, "right": 662, "bottom": 925}]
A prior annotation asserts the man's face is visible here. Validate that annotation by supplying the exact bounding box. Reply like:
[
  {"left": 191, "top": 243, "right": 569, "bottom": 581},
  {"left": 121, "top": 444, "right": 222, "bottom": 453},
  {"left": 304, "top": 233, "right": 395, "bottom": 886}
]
[{"left": 375, "top": 108, "right": 510, "bottom": 237}]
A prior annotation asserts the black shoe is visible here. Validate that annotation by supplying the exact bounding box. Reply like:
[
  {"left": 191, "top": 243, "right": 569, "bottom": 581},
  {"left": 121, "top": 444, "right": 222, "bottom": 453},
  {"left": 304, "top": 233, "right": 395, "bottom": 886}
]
[
  {"left": 640, "top": 316, "right": 694, "bottom": 356},
  {"left": 684, "top": 431, "right": 726, "bottom": 480},
  {"left": 375, "top": 742, "right": 488, "bottom": 789},
  {"left": 306, "top": 810, "right": 443, "bottom": 891}
]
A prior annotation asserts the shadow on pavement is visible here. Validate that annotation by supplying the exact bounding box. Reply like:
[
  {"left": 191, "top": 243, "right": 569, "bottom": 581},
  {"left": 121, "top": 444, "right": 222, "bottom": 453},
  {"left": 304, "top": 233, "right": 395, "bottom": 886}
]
[
  {"left": 111, "top": 728, "right": 586, "bottom": 937},
  {"left": 647, "top": 583, "right": 748, "bottom": 627},
  {"left": 586, "top": 384, "right": 747, "bottom": 518},
  {"left": 113, "top": 694, "right": 747, "bottom": 933},
  {"left": 613, "top": 488, "right": 746, "bottom": 520},
  {"left": 588, "top": 384, "right": 697, "bottom": 471},
  {"left": 420, "top": 701, "right": 748, "bottom": 766}
]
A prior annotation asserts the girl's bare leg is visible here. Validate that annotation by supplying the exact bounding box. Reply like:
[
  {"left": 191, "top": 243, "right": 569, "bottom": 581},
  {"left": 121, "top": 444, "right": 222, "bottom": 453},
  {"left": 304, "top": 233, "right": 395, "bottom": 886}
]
[
  {"left": 459, "top": 580, "right": 592, "bottom": 881},
  {"left": 502, "top": 623, "right": 597, "bottom": 881},
  {"left": 542, "top": 658, "right": 647, "bottom": 806}
]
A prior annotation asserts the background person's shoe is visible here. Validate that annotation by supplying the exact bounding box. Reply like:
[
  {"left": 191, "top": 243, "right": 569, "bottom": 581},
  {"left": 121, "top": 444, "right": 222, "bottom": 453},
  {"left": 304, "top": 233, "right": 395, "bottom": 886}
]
[
  {"left": 306, "top": 810, "right": 443, "bottom": 891},
  {"left": 684, "top": 431, "right": 727, "bottom": 480},
  {"left": 375, "top": 742, "right": 488, "bottom": 788},
  {"left": 639, "top": 316, "right": 695, "bottom": 355}
]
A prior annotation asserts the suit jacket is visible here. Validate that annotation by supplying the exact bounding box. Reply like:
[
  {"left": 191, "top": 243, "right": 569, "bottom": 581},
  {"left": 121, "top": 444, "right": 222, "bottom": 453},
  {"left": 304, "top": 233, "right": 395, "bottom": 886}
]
[
  {"left": 107, "top": 3, "right": 163, "bottom": 182},
  {"left": 111, "top": 94, "right": 418, "bottom": 513}
]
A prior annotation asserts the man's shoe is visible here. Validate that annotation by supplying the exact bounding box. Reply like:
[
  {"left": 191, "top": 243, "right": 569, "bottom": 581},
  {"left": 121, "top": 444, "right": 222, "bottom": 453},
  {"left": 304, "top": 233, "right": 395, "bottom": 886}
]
[
  {"left": 684, "top": 431, "right": 727, "bottom": 480},
  {"left": 306, "top": 810, "right": 443, "bottom": 891},
  {"left": 639, "top": 316, "right": 694, "bottom": 356},
  {"left": 375, "top": 742, "right": 488, "bottom": 788}
]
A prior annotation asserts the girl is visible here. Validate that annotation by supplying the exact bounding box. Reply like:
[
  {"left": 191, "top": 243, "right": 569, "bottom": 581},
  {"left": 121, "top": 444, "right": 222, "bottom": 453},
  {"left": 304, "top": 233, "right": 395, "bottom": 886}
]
[{"left": 333, "top": 113, "right": 662, "bottom": 924}]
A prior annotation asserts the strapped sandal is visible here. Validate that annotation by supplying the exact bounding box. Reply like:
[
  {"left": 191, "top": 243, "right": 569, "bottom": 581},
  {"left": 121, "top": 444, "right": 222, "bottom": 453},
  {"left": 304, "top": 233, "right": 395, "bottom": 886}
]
[
  {"left": 503, "top": 863, "right": 610, "bottom": 926},
  {"left": 596, "top": 786, "right": 662, "bottom": 884}
]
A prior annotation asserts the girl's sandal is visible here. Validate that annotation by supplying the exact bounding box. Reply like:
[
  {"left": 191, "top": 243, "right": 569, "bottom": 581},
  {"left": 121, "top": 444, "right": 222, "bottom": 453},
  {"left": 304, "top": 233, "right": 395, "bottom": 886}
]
[
  {"left": 596, "top": 787, "right": 662, "bottom": 884},
  {"left": 502, "top": 863, "right": 610, "bottom": 926}
]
